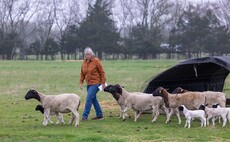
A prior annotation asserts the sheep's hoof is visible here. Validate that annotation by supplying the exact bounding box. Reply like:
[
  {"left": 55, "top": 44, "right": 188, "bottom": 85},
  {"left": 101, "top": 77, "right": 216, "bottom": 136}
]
[{"left": 123, "top": 119, "right": 126, "bottom": 121}]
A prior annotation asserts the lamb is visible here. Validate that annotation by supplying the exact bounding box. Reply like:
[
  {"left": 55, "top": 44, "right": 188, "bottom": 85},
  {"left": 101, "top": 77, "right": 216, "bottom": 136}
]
[
  {"left": 25, "top": 89, "right": 80, "bottom": 127},
  {"left": 212, "top": 104, "right": 230, "bottom": 124},
  {"left": 35, "top": 105, "right": 65, "bottom": 125},
  {"left": 199, "top": 104, "right": 228, "bottom": 127},
  {"left": 107, "top": 84, "right": 170, "bottom": 123},
  {"left": 104, "top": 85, "right": 129, "bottom": 119},
  {"left": 178, "top": 105, "right": 206, "bottom": 128},
  {"left": 152, "top": 87, "right": 206, "bottom": 124},
  {"left": 172, "top": 87, "right": 226, "bottom": 107}
]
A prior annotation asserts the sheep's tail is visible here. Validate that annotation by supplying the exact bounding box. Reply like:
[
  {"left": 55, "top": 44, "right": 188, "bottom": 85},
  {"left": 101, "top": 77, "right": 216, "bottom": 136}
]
[
  {"left": 204, "top": 96, "right": 208, "bottom": 106},
  {"left": 77, "top": 100, "right": 81, "bottom": 111}
]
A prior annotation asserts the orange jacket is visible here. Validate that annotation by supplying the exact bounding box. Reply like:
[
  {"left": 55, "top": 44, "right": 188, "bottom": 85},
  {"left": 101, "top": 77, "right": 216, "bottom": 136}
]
[{"left": 80, "top": 57, "right": 106, "bottom": 85}]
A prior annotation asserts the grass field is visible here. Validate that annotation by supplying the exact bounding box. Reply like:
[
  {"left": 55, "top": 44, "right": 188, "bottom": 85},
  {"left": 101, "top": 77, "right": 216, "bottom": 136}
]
[{"left": 0, "top": 60, "right": 230, "bottom": 142}]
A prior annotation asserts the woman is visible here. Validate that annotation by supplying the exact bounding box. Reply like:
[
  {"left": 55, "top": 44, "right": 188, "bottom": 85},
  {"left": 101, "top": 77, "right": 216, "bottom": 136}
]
[{"left": 80, "top": 47, "right": 106, "bottom": 121}]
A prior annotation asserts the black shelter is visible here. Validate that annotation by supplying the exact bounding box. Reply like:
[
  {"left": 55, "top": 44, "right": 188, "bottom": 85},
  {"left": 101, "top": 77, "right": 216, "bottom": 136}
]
[{"left": 143, "top": 56, "right": 230, "bottom": 93}]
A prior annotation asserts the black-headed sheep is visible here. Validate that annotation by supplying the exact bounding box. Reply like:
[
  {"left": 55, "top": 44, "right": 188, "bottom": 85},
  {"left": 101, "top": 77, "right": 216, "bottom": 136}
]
[
  {"left": 199, "top": 104, "right": 228, "bottom": 127},
  {"left": 35, "top": 105, "right": 65, "bottom": 125},
  {"left": 106, "top": 84, "right": 170, "bottom": 123},
  {"left": 25, "top": 89, "right": 80, "bottom": 127},
  {"left": 178, "top": 105, "right": 206, "bottom": 128},
  {"left": 104, "top": 85, "right": 129, "bottom": 119}
]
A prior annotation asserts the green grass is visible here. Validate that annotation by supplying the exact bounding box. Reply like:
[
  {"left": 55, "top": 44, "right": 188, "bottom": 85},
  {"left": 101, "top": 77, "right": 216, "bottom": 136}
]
[{"left": 0, "top": 60, "right": 230, "bottom": 142}]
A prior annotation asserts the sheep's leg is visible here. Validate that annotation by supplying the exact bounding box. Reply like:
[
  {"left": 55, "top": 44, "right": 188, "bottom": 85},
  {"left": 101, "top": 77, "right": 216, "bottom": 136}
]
[
  {"left": 184, "top": 119, "right": 188, "bottom": 128},
  {"left": 134, "top": 111, "right": 142, "bottom": 122},
  {"left": 227, "top": 112, "right": 230, "bottom": 124},
  {"left": 198, "top": 117, "right": 204, "bottom": 127},
  {"left": 218, "top": 116, "right": 221, "bottom": 124},
  {"left": 43, "top": 109, "right": 50, "bottom": 126},
  {"left": 122, "top": 107, "right": 131, "bottom": 121},
  {"left": 55, "top": 112, "right": 61, "bottom": 124},
  {"left": 187, "top": 119, "right": 191, "bottom": 128},
  {"left": 55, "top": 113, "right": 65, "bottom": 125},
  {"left": 59, "top": 114, "right": 65, "bottom": 124},
  {"left": 119, "top": 107, "right": 123, "bottom": 118},
  {"left": 203, "top": 118, "right": 206, "bottom": 127},
  {"left": 175, "top": 108, "right": 182, "bottom": 124},
  {"left": 152, "top": 107, "right": 159, "bottom": 122},
  {"left": 206, "top": 116, "right": 211, "bottom": 126},
  {"left": 48, "top": 118, "right": 53, "bottom": 124},
  {"left": 168, "top": 108, "right": 175, "bottom": 122},
  {"left": 72, "top": 110, "right": 80, "bottom": 127},
  {"left": 161, "top": 105, "right": 170, "bottom": 123},
  {"left": 221, "top": 116, "right": 227, "bottom": 127},
  {"left": 69, "top": 113, "right": 76, "bottom": 125},
  {"left": 211, "top": 117, "right": 216, "bottom": 126}
]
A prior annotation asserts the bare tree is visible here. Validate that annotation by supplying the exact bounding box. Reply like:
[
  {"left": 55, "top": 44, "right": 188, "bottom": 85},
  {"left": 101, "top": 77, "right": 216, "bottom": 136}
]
[
  {"left": 214, "top": 0, "right": 230, "bottom": 29},
  {"left": 0, "top": 0, "right": 41, "bottom": 59}
]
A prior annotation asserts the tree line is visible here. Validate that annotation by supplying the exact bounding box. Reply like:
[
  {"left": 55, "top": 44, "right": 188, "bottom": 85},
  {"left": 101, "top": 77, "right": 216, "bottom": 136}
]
[{"left": 0, "top": 0, "right": 230, "bottom": 60}]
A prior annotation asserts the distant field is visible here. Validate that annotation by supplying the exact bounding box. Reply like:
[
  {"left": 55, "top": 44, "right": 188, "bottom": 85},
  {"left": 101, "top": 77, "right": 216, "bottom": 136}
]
[{"left": 0, "top": 60, "right": 230, "bottom": 142}]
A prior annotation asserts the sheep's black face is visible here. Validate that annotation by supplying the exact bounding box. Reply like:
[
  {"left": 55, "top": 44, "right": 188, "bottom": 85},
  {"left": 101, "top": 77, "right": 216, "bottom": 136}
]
[
  {"left": 25, "top": 89, "right": 40, "bottom": 101},
  {"left": 178, "top": 106, "right": 184, "bottom": 111},
  {"left": 35, "top": 105, "right": 44, "bottom": 114},
  {"left": 152, "top": 87, "right": 163, "bottom": 96},
  {"left": 104, "top": 85, "right": 113, "bottom": 93},
  {"left": 172, "top": 87, "right": 183, "bottom": 94},
  {"left": 212, "top": 104, "right": 220, "bottom": 108},
  {"left": 111, "top": 84, "right": 122, "bottom": 95},
  {"left": 104, "top": 85, "right": 120, "bottom": 101},
  {"left": 199, "top": 105, "right": 205, "bottom": 110}
]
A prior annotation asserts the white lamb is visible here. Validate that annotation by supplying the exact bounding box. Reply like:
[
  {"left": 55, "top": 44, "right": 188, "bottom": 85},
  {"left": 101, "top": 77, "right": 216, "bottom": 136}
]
[
  {"left": 199, "top": 104, "right": 228, "bottom": 127},
  {"left": 35, "top": 104, "right": 65, "bottom": 125},
  {"left": 179, "top": 105, "right": 206, "bottom": 128},
  {"left": 25, "top": 89, "right": 80, "bottom": 127},
  {"left": 212, "top": 104, "right": 230, "bottom": 124},
  {"left": 108, "top": 84, "right": 170, "bottom": 123}
]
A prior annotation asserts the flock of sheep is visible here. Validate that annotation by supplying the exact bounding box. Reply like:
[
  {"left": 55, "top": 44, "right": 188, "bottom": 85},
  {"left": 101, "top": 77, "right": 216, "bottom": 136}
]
[{"left": 25, "top": 84, "right": 229, "bottom": 128}]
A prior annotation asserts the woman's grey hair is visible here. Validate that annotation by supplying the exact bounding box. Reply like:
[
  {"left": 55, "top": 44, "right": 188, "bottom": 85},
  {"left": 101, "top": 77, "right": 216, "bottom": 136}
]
[{"left": 84, "top": 47, "right": 95, "bottom": 57}]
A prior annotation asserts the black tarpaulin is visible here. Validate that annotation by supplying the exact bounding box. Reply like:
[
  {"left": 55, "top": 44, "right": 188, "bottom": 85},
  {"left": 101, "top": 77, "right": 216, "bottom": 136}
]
[{"left": 143, "top": 56, "right": 230, "bottom": 93}]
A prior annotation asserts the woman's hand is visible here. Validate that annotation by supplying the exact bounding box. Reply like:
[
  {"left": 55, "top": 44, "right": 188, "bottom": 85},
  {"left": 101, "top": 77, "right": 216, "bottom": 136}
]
[
  {"left": 80, "top": 83, "right": 83, "bottom": 90},
  {"left": 101, "top": 84, "right": 106, "bottom": 90}
]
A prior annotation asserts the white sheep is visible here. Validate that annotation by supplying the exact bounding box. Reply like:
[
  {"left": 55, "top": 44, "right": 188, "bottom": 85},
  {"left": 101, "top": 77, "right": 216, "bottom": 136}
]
[
  {"left": 153, "top": 87, "right": 206, "bottom": 124},
  {"left": 179, "top": 105, "right": 206, "bottom": 128},
  {"left": 104, "top": 85, "right": 129, "bottom": 119},
  {"left": 212, "top": 104, "right": 230, "bottom": 124},
  {"left": 25, "top": 89, "right": 80, "bottom": 127},
  {"left": 35, "top": 105, "right": 65, "bottom": 125},
  {"left": 199, "top": 104, "right": 228, "bottom": 127},
  {"left": 108, "top": 84, "right": 170, "bottom": 123}
]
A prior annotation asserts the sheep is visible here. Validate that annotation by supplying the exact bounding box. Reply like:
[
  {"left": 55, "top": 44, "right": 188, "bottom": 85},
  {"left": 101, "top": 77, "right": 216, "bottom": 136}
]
[
  {"left": 25, "top": 89, "right": 80, "bottom": 127},
  {"left": 35, "top": 105, "right": 65, "bottom": 125},
  {"left": 107, "top": 84, "right": 170, "bottom": 123},
  {"left": 152, "top": 87, "right": 206, "bottom": 124},
  {"left": 172, "top": 87, "right": 226, "bottom": 107},
  {"left": 199, "top": 104, "right": 228, "bottom": 127},
  {"left": 104, "top": 85, "right": 129, "bottom": 119},
  {"left": 178, "top": 105, "right": 206, "bottom": 128},
  {"left": 212, "top": 104, "right": 230, "bottom": 124}
]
